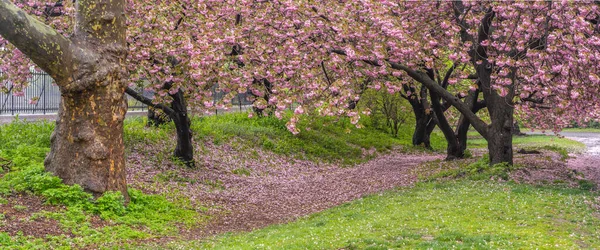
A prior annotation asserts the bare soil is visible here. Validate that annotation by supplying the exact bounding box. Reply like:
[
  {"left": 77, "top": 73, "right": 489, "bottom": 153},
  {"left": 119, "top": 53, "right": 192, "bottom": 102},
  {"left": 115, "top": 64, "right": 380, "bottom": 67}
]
[{"left": 0, "top": 194, "right": 68, "bottom": 238}]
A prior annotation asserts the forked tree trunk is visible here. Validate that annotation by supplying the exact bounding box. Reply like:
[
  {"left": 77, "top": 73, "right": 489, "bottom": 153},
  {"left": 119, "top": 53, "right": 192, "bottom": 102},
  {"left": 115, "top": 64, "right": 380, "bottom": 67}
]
[
  {"left": 430, "top": 91, "right": 462, "bottom": 160},
  {"left": 453, "top": 88, "right": 486, "bottom": 159},
  {"left": 407, "top": 86, "right": 436, "bottom": 149},
  {"left": 412, "top": 111, "right": 435, "bottom": 149},
  {"left": 454, "top": 116, "right": 471, "bottom": 158}
]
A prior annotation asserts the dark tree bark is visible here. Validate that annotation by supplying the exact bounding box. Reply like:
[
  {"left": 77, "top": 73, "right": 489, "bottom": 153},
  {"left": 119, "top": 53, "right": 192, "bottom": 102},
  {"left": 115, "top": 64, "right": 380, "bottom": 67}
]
[
  {"left": 125, "top": 86, "right": 194, "bottom": 167},
  {"left": 0, "top": 0, "right": 130, "bottom": 199},
  {"left": 147, "top": 107, "right": 171, "bottom": 127},
  {"left": 430, "top": 90, "right": 461, "bottom": 160},
  {"left": 512, "top": 122, "right": 524, "bottom": 136},
  {"left": 167, "top": 84, "right": 194, "bottom": 167},
  {"left": 452, "top": 88, "right": 486, "bottom": 159},
  {"left": 250, "top": 78, "right": 273, "bottom": 117},
  {"left": 411, "top": 111, "right": 435, "bottom": 149},
  {"left": 405, "top": 85, "right": 436, "bottom": 149}
]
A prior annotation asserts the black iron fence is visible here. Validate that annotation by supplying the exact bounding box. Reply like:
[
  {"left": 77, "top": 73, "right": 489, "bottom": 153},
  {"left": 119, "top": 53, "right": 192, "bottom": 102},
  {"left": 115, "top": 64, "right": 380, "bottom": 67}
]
[
  {"left": 0, "top": 71, "right": 253, "bottom": 116},
  {"left": 0, "top": 71, "right": 148, "bottom": 115},
  {"left": 0, "top": 71, "right": 64, "bottom": 115}
]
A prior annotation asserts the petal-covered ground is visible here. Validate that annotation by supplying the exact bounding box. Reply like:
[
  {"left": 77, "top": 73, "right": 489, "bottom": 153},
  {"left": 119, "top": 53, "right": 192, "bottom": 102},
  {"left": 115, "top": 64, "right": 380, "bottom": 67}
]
[
  {"left": 566, "top": 132, "right": 600, "bottom": 186},
  {"left": 126, "top": 140, "right": 442, "bottom": 240}
]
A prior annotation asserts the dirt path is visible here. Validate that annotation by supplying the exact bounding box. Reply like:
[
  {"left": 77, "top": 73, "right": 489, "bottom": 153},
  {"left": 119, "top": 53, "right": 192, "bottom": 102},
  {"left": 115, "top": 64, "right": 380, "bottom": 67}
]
[{"left": 563, "top": 132, "right": 600, "bottom": 185}]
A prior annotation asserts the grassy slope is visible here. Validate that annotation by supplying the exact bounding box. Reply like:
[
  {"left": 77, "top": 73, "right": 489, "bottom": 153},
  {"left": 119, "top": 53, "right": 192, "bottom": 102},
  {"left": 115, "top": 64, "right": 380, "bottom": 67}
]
[
  {"left": 125, "top": 113, "right": 447, "bottom": 165},
  {"left": 170, "top": 181, "right": 600, "bottom": 249}
]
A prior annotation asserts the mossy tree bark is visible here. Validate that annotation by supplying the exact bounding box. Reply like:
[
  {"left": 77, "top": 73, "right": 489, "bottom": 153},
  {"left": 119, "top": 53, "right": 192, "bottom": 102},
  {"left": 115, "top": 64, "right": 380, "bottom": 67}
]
[{"left": 0, "top": 0, "right": 129, "bottom": 199}]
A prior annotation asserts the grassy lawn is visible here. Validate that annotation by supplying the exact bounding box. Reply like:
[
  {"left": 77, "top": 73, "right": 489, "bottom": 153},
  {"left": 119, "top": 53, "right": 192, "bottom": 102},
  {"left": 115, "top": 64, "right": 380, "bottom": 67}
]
[
  {"left": 466, "top": 131, "right": 586, "bottom": 154},
  {"left": 164, "top": 181, "right": 600, "bottom": 249},
  {"left": 560, "top": 128, "right": 600, "bottom": 133}
]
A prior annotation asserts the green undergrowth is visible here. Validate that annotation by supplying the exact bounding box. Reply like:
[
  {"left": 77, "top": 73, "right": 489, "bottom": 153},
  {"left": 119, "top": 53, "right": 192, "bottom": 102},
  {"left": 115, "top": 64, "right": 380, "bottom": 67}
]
[
  {"left": 125, "top": 112, "right": 445, "bottom": 165},
  {"left": 0, "top": 120, "right": 204, "bottom": 249},
  {"left": 157, "top": 181, "right": 600, "bottom": 249}
]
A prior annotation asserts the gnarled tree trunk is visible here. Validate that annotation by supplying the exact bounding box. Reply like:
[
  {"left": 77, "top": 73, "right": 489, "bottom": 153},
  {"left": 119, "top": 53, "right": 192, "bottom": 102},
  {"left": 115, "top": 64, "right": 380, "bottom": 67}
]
[
  {"left": 485, "top": 95, "right": 514, "bottom": 165},
  {"left": 411, "top": 105, "right": 435, "bottom": 149},
  {"left": 45, "top": 81, "right": 128, "bottom": 196},
  {"left": 405, "top": 85, "right": 436, "bottom": 149}
]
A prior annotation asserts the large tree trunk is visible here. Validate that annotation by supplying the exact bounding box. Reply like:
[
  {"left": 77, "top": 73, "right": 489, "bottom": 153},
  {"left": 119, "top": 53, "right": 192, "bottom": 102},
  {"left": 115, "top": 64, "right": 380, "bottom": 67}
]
[
  {"left": 486, "top": 102, "right": 514, "bottom": 165},
  {"left": 45, "top": 81, "right": 128, "bottom": 197},
  {"left": 0, "top": 0, "right": 130, "bottom": 199}
]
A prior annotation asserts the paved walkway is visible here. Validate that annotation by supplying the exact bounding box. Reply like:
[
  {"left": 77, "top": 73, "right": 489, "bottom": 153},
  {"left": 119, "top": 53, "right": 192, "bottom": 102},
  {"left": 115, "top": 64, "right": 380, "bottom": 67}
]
[{"left": 561, "top": 132, "right": 600, "bottom": 186}]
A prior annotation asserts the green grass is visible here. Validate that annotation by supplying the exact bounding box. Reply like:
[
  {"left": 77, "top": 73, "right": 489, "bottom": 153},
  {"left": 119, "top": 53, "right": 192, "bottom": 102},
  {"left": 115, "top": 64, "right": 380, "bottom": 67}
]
[
  {"left": 123, "top": 112, "right": 447, "bottom": 165},
  {"left": 561, "top": 128, "right": 600, "bottom": 133},
  {"left": 159, "top": 181, "right": 600, "bottom": 249},
  {"left": 187, "top": 113, "right": 445, "bottom": 165},
  {"left": 467, "top": 133, "right": 586, "bottom": 154},
  {"left": 0, "top": 119, "right": 205, "bottom": 249},
  {"left": 421, "top": 154, "right": 520, "bottom": 182}
]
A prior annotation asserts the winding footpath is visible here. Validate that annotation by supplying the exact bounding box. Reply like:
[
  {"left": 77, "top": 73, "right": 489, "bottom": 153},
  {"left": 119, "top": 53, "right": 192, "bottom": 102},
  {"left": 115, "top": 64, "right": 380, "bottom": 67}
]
[{"left": 563, "top": 132, "right": 600, "bottom": 185}]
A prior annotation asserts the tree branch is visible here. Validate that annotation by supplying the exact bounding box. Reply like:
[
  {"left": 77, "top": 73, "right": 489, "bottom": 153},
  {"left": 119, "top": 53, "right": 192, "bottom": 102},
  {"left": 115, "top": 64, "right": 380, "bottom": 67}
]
[
  {"left": 329, "top": 47, "right": 489, "bottom": 138},
  {"left": 125, "top": 87, "right": 175, "bottom": 115},
  {"left": 0, "top": 0, "right": 75, "bottom": 82},
  {"left": 387, "top": 62, "right": 489, "bottom": 138}
]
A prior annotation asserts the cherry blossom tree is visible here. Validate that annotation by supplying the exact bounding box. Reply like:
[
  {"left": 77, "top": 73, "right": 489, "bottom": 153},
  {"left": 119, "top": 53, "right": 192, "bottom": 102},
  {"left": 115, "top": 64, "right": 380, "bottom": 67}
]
[{"left": 321, "top": 1, "right": 600, "bottom": 164}]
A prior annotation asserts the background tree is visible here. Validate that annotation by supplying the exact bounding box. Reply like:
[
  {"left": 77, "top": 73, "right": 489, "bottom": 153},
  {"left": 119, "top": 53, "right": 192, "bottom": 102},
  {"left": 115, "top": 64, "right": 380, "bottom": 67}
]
[{"left": 323, "top": 1, "right": 600, "bottom": 164}]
